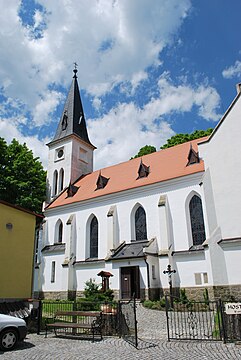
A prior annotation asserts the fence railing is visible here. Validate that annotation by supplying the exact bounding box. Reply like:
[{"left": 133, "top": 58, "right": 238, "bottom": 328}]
[{"left": 165, "top": 295, "right": 224, "bottom": 341}]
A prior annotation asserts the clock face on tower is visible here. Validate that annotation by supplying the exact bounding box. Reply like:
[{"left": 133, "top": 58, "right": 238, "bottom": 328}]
[{"left": 57, "top": 149, "right": 64, "bottom": 158}]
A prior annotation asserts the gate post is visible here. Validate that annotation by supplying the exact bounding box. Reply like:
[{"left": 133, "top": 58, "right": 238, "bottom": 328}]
[
  {"left": 133, "top": 297, "right": 138, "bottom": 348},
  {"left": 117, "top": 300, "right": 122, "bottom": 338},
  {"left": 165, "top": 294, "right": 170, "bottom": 341},
  {"left": 37, "top": 300, "right": 42, "bottom": 335},
  {"left": 219, "top": 298, "right": 227, "bottom": 343}
]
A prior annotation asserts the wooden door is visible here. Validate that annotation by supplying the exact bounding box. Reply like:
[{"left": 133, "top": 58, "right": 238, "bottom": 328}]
[
  {"left": 121, "top": 268, "right": 131, "bottom": 299},
  {"left": 121, "top": 266, "right": 140, "bottom": 299}
]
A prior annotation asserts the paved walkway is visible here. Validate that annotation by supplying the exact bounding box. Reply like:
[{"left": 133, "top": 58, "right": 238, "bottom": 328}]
[{"left": 1, "top": 305, "right": 241, "bottom": 359}]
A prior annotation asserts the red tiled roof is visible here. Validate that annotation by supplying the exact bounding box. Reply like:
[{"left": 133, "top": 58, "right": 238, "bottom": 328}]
[{"left": 46, "top": 137, "right": 207, "bottom": 210}]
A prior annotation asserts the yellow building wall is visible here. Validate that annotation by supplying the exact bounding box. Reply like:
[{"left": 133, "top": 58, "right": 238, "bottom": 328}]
[{"left": 0, "top": 203, "right": 36, "bottom": 299}]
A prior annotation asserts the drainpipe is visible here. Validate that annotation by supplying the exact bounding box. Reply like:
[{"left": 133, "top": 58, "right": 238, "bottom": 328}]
[{"left": 144, "top": 256, "right": 150, "bottom": 300}]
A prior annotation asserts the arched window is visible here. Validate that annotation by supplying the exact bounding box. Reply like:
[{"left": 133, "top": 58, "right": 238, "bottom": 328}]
[
  {"left": 59, "top": 168, "right": 64, "bottom": 192},
  {"left": 189, "top": 195, "right": 206, "bottom": 246},
  {"left": 90, "top": 216, "right": 98, "bottom": 258},
  {"left": 53, "top": 170, "right": 58, "bottom": 196},
  {"left": 55, "top": 220, "right": 63, "bottom": 243},
  {"left": 135, "top": 206, "right": 147, "bottom": 241}
]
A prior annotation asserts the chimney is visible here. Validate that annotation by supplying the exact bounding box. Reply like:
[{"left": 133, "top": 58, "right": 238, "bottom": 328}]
[{"left": 236, "top": 83, "right": 241, "bottom": 94}]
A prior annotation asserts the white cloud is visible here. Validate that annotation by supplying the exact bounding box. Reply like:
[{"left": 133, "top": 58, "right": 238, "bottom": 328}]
[
  {"left": 0, "top": 0, "right": 222, "bottom": 172},
  {"left": 0, "top": 119, "right": 49, "bottom": 169},
  {"left": 142, "top": 74, "right": 221, "bottom": 122},
  {"left": 88, "top": 101, "right": 175, "bottom": 170},
  {"left": 0, "top": 0, "right": 192, "bottom": 119},
  {"left": 33, "top": 90, "right": 63, "bottom": 127},
  {"left": 88, "top": 74, "right": 221, "bottom": 170},
  {"left": 222, "top": 60, "right": 241, "bottom": 79}
]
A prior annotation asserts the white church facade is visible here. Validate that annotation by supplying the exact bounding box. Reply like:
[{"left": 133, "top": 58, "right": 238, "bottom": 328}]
[{"left": 34, "top": 70, "right": 241, "bottom": 301}]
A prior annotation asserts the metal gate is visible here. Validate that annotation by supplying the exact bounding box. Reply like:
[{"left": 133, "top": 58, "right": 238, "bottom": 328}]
[
  {"left": 165, "top": 295, "right": 224, "bottom": 341},
  {"left": 118, "top": 297, "right": 138, "bottom": 348}
]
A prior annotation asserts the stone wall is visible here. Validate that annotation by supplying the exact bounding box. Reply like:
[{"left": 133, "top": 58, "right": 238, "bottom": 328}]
[
  {"left": 36, "top": 291, "right": 68, "bottom": 300},
  {"left": 35, "top": 285, "right": 241, "bottom": 302},
  {"left": 213, "top": 285, "right": 241, "bottom": 301},
  {"left": 167, "top": 285, "right": 241, "bottom": 301}
]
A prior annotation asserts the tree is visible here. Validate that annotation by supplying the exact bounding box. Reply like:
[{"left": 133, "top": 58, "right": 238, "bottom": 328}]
[
  {"left": 160, "top": 128, "right": 213, "bottom": 149},
  {"left": 0, "top": 138, "right": 8, "bottom": 196},
  {"left": 0, "top": 138, "right": 46, "bottom": 213},
  {"left": 132, "top": 145, "right": 156, "bottom": 159}
]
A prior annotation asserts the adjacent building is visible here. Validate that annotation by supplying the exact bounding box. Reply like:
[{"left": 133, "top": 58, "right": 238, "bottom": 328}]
[{"left": 0, "top": 200, "right": 42, "bottom": 300}]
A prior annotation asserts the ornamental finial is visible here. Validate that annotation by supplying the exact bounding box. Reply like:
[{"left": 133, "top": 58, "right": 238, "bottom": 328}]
[{"left": 73, "top": 62, "right": 78, "bottom": 78}]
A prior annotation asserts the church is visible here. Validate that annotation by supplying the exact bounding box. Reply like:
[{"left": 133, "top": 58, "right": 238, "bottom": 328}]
[{"left": 34, "top": 68, "right": 241, "bottom": 301}]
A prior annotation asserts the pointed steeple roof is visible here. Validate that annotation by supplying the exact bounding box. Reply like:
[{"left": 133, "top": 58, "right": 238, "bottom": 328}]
[{"left": 50, "top": 67, "right": 95, "bottom": 148}]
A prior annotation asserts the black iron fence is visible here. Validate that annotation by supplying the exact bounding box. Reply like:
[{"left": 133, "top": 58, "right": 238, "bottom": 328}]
[
  {"left": 165, "top": 295, "right": 224, "bottom": 341},
  {"left": 118, "top": 298, "right": 138, "bottom": 348}
]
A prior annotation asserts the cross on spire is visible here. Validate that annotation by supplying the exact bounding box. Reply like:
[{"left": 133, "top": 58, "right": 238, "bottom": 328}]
[{"left": 73, "top": 62, "right": 78, "bottom": 78}]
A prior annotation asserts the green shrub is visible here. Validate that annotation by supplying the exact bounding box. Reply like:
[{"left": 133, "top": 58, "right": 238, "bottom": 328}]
[
  {"left": 143, "top": 298, "right": 166, "bottom": 310},
  {"left": 180, "top": 288, "right": 188, "bottom": 304},
  {"left": 77, "top": 278, "right": 115, "bottom": 308}
]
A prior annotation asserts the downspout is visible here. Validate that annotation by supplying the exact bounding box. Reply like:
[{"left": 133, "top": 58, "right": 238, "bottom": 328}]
[{"left": 144, "top": 255, "right": 150, "bottom": 300}]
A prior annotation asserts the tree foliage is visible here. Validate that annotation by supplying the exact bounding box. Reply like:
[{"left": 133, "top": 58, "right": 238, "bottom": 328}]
[
  {"left": 132, "top": 145, "right": 157, "bottom": 159},
  {"left": 160, "top": 128, "right": 213, "bottom": 149},
  {"left": 0, "top": 138, "right": 46, "bottom": 213}
]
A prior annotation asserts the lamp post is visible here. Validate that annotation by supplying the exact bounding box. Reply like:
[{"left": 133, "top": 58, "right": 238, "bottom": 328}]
[{"left": 163, "top": 264, "right": 176, "bottom": 307}]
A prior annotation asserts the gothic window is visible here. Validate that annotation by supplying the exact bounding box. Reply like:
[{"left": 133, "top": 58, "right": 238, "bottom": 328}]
[
  {"left": 55, "top": 220, "right": 63, "bottom": 243},
  {"left": 135, "top": 206, "right": 147, "bottom": 241},
  {"left": 189, "top": 195, "right": 206, "bottom": 246},
  {"left": 90, "top": 216, "right": 98, "bottom": 258},
  {"left": 53, "top": 170, "right": 58, "bottom": 196},
  {"left": 59, "top": 168, "right": 64, "bottom": 192},
  {"left": 51, "top": 261, "right": 56, "bottom": 283}
]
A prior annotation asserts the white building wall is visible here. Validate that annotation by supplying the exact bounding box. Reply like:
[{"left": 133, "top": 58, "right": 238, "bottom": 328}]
[
  {"left": 199, "top": 94, "right": 241, "bottom": 239},
  {"left": 222, "top": 244, "right": 241, "bottom": 285},
  {"left": 41, "top": 171, "right": 207, "bottom": 295},
  {"left": 41, "top": 253, "right": 66, "bottom": 292},
  {"left": 173, "top": 253, "right": 208, "bottom": 288}
]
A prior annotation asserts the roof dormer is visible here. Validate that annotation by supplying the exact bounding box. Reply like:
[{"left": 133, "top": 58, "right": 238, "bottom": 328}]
[
  {"left": 96, "top": 172, "right": 109, "bottom": 190},
  {"left": 137, "top": 159, "right": 150, "bottom": 178},
  {"left": 67, "top": 183, "right": 79, "bottom": 197},
  {"left": 187, "top": 144, "right": 200, "bottom": 166}
]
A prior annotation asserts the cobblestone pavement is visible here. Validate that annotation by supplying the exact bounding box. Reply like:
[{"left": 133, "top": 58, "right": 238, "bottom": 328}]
[{"left": 1, "top": 305, "right": 241, "bottom": 360}]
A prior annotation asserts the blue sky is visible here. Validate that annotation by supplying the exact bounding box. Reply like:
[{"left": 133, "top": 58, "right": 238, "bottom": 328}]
[{"left": 0, "top": 0, "right": 240, "bottom": 170}]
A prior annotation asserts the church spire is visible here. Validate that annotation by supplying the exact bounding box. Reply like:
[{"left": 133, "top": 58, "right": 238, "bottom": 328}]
[{"left": 50, "top": 66, "right": 95, "bottom": 148}]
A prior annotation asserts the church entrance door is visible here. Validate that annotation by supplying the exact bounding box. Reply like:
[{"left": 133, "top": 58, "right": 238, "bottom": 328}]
[{"left": 120, "top": 266, "right": 140, "bottom": 299}]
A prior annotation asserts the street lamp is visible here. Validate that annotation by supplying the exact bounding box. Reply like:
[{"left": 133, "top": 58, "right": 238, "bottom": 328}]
[{"left": 163, "top": 264, "right": 176, "bottom": 307}]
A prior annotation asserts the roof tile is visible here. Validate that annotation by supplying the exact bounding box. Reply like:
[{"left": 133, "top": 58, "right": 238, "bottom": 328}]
[{"left": 46, "top": 137, "right": 206, "bottom": 210}]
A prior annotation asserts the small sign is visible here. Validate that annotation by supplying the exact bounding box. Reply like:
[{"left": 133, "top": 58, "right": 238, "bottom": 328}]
[{"left": 225, "top": 303, "right": 241, "bottom": 315}]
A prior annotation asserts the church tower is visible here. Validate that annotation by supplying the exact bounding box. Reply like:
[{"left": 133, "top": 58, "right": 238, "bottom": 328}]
[{"left": 46, "top": 67, "right": 96, "bottom": 201}]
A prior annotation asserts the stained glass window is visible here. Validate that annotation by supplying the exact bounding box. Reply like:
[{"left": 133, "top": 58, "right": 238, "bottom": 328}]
[
  {"left": 189, "top": 195, "right": 206, "bottom": 245},
  {"left": 90, "top": 216, "right": 98, "bottom": 258},
  {"left": 135, "top": 206, "right": 147, "bottom": 241}
]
